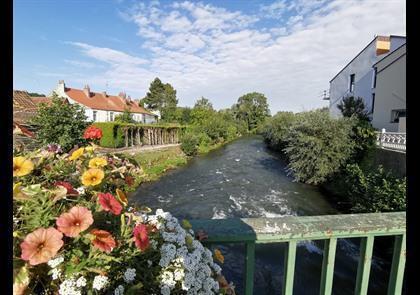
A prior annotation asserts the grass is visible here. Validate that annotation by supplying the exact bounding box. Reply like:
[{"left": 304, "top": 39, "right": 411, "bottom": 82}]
[{"left": 131, "top": 146, "right": 187, "bottom": 182}]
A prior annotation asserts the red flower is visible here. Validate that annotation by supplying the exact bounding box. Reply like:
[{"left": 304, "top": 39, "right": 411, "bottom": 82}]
[
  {"left": 90, "top": 229, "right": 117, "bottom": 253},
  {"left": 98, "top": 193, "right": 122, "bottom": 215},
  {"left": 133, "top": 224, "right": 150, "bottom": 251},
  {"left": 54, "top": 181, "right": 79, "bottom": 195},
  {"left": 20, "top": 227, "right": 64, "bottom": 265},
  {"left": 56, "top": 206, "right": 94, "bottom": 237},
  {"left": 83, "top": 126, "right": 103, "bottom": 140}
]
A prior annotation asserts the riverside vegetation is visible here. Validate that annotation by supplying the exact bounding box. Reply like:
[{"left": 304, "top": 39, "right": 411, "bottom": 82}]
[{"left": 261, "top": 107, "right": 406, "bottom": 213}]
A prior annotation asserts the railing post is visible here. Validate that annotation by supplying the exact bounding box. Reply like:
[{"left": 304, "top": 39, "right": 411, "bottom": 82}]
[
  {"left": 319, "top": 238, "right": 337, "bottom": 295},
  {"left": 355, "top": 236, "right": 374, "bottom": 295},
  {"left": 283, "top": 240, "right": 297, "bottom": 295},
  {"left": 244, "top": 241, "right": 255, "bottom": 295},
  {"left": 387, "top": 234, "right": 406, "bottom": 295},
  {"left": 381, "top": 128, "right": 386, "bottom": 148}
]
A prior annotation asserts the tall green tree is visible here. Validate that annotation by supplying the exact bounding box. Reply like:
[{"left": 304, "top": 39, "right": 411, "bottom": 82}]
[
  {"left": 232, "top": 92, "right": 270, "bottom": 131},
  {"left": 30, "top": 92, "right": 89, "bottom": 151},
  {"left": 190, "top": 97, "right": 214, "bottom": 124},
  {"left": 142, "top": 78, "right": 178, "bottom": 122}
]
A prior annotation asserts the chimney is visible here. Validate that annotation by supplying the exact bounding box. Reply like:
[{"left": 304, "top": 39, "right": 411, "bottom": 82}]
[
  {"left": 101, "top": 91, "right": 107, "bottom": 98},
  {"left": 118, "top": 91, "right": 126, "bottom": 99},
  {"left": 83, "top": 85, "right": 91, "bottom": 98},
  {"left": 376, "top": 36, "right": 391, "bottom": 55},
  {"left": 126, "top": 95, "right": 132, "bottom": 103},
  {"left": 57, "top": 80, "right": 66, "bottom": 92}
]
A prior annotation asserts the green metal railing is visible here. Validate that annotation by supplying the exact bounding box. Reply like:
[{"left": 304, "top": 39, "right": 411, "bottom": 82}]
[{"left": 191, "top": 212, "right": 406, "bottom": 295}]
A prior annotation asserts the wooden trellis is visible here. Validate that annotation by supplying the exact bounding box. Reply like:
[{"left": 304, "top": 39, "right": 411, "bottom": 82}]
[{"left": 121, "top": 125, "right": 182, "bottom": 148}]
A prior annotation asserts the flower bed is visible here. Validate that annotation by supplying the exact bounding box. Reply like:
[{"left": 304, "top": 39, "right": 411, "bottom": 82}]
[{"left": 13, "top": 144, "right": 234, "bottom": 295}]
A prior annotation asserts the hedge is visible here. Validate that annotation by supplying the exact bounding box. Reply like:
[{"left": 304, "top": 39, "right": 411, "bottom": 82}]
[{"left": 93, "top": 122, "right": 186, "bottom": 148}]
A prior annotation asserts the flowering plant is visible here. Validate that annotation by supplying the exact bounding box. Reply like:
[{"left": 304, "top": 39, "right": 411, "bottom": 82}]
[
  {"left": 13, "top": 146, "right": 233, "bottom": 295},
  {"left": 83, "top": 126, "right": 103, "bottom": 146}
]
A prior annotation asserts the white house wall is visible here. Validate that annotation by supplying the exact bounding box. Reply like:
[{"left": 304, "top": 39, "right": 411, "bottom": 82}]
[
  {"left": 329, "top": 36, "right": 406, "bottom": 118},
  {"left": 371, "top": 45, "right": 406, "bottom": 132}
]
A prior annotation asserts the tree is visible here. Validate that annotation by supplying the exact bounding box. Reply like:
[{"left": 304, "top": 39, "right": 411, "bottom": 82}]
[
  {"left": 174, "top": 107, "right": 192, "bottom": 125},
  {"left": 190, "top": 97, "right": 215, "bottom": 124},
  {"left": 30, "top": 92, "right": 89, "bottom": 151},
  {"left": 232, "top": 92, "right": 270, "bottom": 131},
  {"left": 28, "top": 92, "right": 46, "bottom": 97},
  {"left": 142, "top": 78, "right": 178, "bottom": 122},
  {"left": 115, "top": 108, "right": 135, "bottom": 123},
  {"left": 337, "top": 96, "right": 370, "bottom": 121}
]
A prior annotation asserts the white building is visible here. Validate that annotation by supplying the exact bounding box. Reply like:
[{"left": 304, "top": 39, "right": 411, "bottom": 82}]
[
  {"left": 328, "top": 35, "right": 406, "bottom": 119},
  {"left": 371, "top": 43, "right": 406, "bottom": 132},
  {"left": 53, "top": 80, "right": 157, "bottom": 123}
]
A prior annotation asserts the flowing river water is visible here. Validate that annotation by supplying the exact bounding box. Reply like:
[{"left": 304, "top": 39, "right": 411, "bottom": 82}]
[{"left": 133, "top": 136, "right": 394, "bottom": 295}]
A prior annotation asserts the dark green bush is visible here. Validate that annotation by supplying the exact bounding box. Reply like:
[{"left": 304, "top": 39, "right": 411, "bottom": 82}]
[
  {"left": 282, "top": 110, "right": 356, "bottom": 184},
  {"left": 341, "top": 164, "right": 406, "bottom": 213},
  {"left": 93, "top": 122, "right": 125, "bottom": 148},
  {"left": 180, "top": 132, "right": 199, "bottom": 156},
  {"left": 261, "top": 111, "right": 296, "bottom": 151},
  {"left": 30, "top": 94, "right": 90, "bottom": 151}
]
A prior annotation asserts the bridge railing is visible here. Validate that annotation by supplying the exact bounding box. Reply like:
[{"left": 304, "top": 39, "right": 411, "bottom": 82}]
[
  {"left": 376, "top": 130, "right": 406, "bottom": 152},
  {"left": 191, "top": 212, "right": 406, "bottom": 295}
]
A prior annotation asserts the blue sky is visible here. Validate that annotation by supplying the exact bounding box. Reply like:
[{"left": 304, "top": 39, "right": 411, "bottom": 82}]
[{"left": 14, "top": 0, "right": 405, "bottom": 113}]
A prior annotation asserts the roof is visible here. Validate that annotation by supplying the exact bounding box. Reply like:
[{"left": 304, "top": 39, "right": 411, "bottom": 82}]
[
  {"left": 31, "top": 96, "right": 53, "bottom": 106},
  {"left": 329, "top": 35, "right": 406, "bottom": 83},
  {"left": 64, "top": 87, "right": 155, "bottom": 116},
  {"left": 373, "top": 42, "right": 406, "bottom": 68},
  {"left": 13, "top": 90, "right": 38, "bottom": 124}
]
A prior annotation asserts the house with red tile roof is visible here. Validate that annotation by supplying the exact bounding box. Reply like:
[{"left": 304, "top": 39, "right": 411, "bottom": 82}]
[{"left": 53, "top": 80, "right": 158, "bottom": 123}]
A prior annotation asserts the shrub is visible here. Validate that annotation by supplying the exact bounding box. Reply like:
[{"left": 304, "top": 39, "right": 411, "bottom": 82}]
[
  {"left": 282, "top": 110, "right": 356, "bottom": 184},
  {"left": 341, "top": 164, "right": 406, "bottom": 213},
  {"left": 180, "top": 132, "right": 199, "bottom": 156},
  {"left": 93, "top": 123, "right": 125, "bottom": 148},
  {"left": 30, "top": 94, "right": 90, "bottom": 152},
  {"left": 13, "top": 145, "right": 232, "bottom": 294},
  {"left": 261, "top": 112, "right": 296, "bottom": 151}
]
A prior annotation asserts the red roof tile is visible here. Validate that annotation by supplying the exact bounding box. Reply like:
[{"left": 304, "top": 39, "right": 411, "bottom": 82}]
[
  {"left": 65, "top": 88, "right": 155, "bottom": 115},
  {"left": 32, "top": 96, "right": 53, "bottom": 106}
]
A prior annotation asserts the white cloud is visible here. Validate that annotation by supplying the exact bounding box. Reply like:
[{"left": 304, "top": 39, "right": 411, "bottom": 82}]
[{"left": 69, "top": 0, "right": 405, "bottom": 112}]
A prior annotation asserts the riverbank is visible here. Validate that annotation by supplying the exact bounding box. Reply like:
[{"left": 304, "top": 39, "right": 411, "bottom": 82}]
[{"left": 124, "top": 138, "right": 240, "bottom": 184}]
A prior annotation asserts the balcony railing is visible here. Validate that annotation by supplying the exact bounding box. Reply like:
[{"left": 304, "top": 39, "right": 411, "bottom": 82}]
[
  {"left": 191, "top": 212, "right": 406, "bottom": 295},
  {"left": 376, "top": 130, "right": 406, "bottom": 152}
]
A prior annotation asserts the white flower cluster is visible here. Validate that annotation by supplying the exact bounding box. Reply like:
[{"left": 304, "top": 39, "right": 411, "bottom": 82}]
[
  {"left": 51, "top": 268, "right": 62, "bottom": 280},
  {"left": 151, "top": 209, "right": 221, "bottom": 295},
  {"left": 48, "top": 256, "right": 64, "bottom": 268},
  {"left": 92, "top": 275, "right": 109, "bottom": 291},
  {"left": 114, "top": 285, "right": 124, "bottom": 295},
  {"left": 58, "top": 277, "right": 85, "bottom": 295},
  {"left": 123, "top": 268, "right": 136, "bottom": 283}
]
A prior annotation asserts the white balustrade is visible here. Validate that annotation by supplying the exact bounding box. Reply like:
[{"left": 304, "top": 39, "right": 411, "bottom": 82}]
[{"left": 376, "top": 129, "right": 406, "bottom": 152}]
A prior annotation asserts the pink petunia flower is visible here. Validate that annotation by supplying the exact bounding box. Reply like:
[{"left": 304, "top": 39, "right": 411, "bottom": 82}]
[
  {"left": 56, "top": 206, "right": 94, "bottom": 237},
  {"left": 20, "top": 227, "right": 64, "bottom": 265}
]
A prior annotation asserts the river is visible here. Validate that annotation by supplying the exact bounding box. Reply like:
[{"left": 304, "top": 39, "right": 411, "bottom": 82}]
[{"left": 133, "top": 136, "right": 394, "bottom": 295}]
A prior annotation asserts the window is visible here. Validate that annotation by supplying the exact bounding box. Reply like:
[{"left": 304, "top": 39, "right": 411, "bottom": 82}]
[
  {"left": 371, "top": 93, "right": 375, "bottom": 114},
  {"left": 391, "top": 109, "right": 406, "bottom": 123},
  {"left": 93, "top": 111, "right": 97, "bottom": 122},
  {"left": 349, "top": 74, "right": 355, "bottom": 92},
  {"left": 109, "top": 112, "right": 114, "bottom": 122},
  {"left": 372, "top": 68, "right": 377, "bottom": 88}
]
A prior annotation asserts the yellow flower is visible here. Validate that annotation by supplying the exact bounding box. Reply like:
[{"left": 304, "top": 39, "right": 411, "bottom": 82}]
[
  {"left": 81, "top": 168, "right": 104, "bottom": 186},
  {"left": 85, "top": 146, "right": 95, "bottom": 153},
  {"left": 69, "top": 148, "right": 85, "bottom": 161},
  {"left": 13, "top": 157, "right": 34, "bottom": 177},
  {"left": 88, "top": 157, "right": 108, "bottom": 168},
  {"left": 214, "top": 249, "right": 224, "bottom": 264}
]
